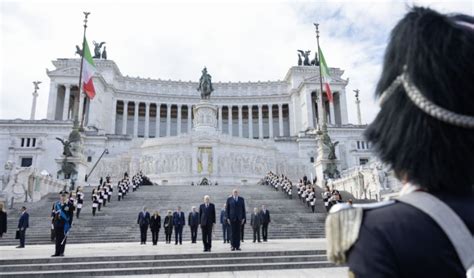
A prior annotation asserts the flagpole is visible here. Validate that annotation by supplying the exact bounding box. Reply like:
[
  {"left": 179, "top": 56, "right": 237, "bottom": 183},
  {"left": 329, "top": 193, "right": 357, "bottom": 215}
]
[
  {"left": 314, "top": 23, "right": 327, "bottom": 130},
  {"left": 76, "top": 12, "right": 90, "bottom": 131}
]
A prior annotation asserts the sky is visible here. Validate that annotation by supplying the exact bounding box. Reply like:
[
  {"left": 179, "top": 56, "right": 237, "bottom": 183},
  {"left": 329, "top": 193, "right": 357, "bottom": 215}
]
[{"left": 0, "top": 0, "right": 472, "bottom": 124}]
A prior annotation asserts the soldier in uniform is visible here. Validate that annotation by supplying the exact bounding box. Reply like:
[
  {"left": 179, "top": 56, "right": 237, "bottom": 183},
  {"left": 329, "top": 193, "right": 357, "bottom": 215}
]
[
  {"left": 51, "top": 191, "right": 74, "bottom": 257},
  {"left": 325, "top": 7, "right": 474, "bottom": 278}
]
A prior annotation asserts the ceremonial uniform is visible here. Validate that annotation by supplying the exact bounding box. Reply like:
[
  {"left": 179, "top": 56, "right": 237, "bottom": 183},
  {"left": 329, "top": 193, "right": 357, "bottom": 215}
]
[
  {"left": 52, "top": 197, "right": 74, "bottom": 256},
  {"left": 325, "top": 192, "right": 474, "bottom": 278}
]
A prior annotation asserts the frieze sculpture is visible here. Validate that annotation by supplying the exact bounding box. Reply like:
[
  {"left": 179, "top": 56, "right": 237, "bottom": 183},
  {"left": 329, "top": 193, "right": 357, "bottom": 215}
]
[{"left": 197, "top": 67, "right": 214, "bottom": 100}]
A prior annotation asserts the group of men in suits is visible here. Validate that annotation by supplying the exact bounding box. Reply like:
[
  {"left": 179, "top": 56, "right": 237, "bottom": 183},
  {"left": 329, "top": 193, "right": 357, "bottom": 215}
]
[
  {"left": 250, "top": 205, "right": 271, "bottom": 243},
  {"left": 135, "top": 189, "right": 251, "bottom": 252}
]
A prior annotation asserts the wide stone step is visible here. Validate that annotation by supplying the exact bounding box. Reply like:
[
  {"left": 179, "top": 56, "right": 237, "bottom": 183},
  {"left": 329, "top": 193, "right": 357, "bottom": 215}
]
[{"left": 0, "top": 250, "right": 334, "bottom": 277}]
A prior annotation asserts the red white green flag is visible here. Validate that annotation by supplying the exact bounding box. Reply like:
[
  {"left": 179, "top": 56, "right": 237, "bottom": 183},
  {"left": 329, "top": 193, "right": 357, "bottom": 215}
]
[
  {"left": 318, "top": 46, "right": 333, "bottom": 103},
  {"left": 82, "top": 38, "right": 96, "bottom": 99}
]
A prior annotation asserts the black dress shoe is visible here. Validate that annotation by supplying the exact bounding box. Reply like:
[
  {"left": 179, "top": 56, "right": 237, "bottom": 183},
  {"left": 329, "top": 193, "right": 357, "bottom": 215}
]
[
  {"left": 51, "top": 254, "right": 59, "bottom": 257},
  {"left": 231, "top": 247, "right": 235, "bottom": 251},
  {"left": 236, "top": 248, "right": 241, "bottom": 251}
]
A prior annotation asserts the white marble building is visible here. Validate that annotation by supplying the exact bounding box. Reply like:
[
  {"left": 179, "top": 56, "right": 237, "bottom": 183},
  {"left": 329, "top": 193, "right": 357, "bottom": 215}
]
[{"left": 0, "top": 58, "right": 375, "bottom": 187}]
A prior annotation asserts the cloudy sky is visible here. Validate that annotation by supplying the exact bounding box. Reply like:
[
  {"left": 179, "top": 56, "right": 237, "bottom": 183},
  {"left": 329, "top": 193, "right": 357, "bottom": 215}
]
[{"left": 0, "top": 0, "right": 472, "bottom": 124}]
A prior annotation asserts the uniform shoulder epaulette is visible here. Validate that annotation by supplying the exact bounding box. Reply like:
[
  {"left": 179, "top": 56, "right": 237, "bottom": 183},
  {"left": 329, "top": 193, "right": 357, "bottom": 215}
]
[{"left": 325, "top": 200, "right": 395, "bottom": 265}]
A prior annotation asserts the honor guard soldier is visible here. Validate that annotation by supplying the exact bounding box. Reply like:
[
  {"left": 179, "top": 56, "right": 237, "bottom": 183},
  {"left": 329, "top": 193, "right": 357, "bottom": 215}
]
[
  {"left": 92, "top": 189, "right": 99, "bottom": 216},
  {"left": 52, "top": 191, "right": 74, "bottom": 257},
  {"left": 75, "top": 186, "right": 84, "bottom": 218},
  {"left": 325, "top": 7, "right": 474, "bottom": 278}
]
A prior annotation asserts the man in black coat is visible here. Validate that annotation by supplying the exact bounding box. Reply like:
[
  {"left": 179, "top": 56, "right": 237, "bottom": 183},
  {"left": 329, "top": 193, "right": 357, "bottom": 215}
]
[
  {"left": 173, "top": 206, "right": 185, "bottom": 245},
  {"left": 17, "top": 206, "right": 29, "bottom": 248},
  {"left": 137, "top": 207, "right": 150, "bottom": 244},
  {"left": 260, "top": 205, "right": 271, "bottom": 242},
  {"left": 188, "top": 206, "right": 199, "bottom": 243},
  {"left": 226, "top": 189, "right": 246, "bottom": 251},
  {"left": 0, "top": 203, "right": 7, "bottom": 238},
  {"left": 199, "top": 195, "right": 216, "bottom": 252}
]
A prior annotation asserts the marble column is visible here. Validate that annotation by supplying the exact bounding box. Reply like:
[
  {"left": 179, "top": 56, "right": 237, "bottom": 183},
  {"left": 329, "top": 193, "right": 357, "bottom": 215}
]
[
  {"left": 30, "top": 90, "right": 39, "bottom": 120},
  {"left": 133, "top": 101, "right": 139, "bottom": 137},
  {"left": 278, "top": 104, "right": 284, "bottom": 137},
  {"left": 177, "top": 104, "right": 182, "bottom": 135},
  {"left": 228, "top": 106, "right": 233, "bottom": 136},
  {"left": 238, "top": 105, "right": 243, "bottom": 137},
  {"left": 329, "top": 101, "right": 336, "bottom": 125},
  {"left": 258, "top": 104, "right": 263, "bottom": 139},
  {"left": 62, "top": 85, "right": 71, "bottom": 120},
  {"left": 78, "top": 92, "right": 85, "bottom": 124},
  {"left": 47, "top": 82, "right": 58, "bottom": 120},
  {"left": 155, "top": 104, "right": 161, "bottom": 138},
  {"left": 111, "top": 99, "right": 117, "bottom": 134},
  {"left": 122, "top": 101, "right": 128, "bottom": 135},
  {"left": 218, "top": 106, "right": 223, "bottom": 132},
  {"left": 268, "top": 104, "right": 273, "bottom": 138},
  {"left": 317, "top": 90, "right": 325, "bottom": 128},
  {"left": 187, "top": 105, "right": 192, "bottom": 133},
  {"left": 166, "top": 104, "right": 171, "bottom": 137},
  {"left": 248, "top": 105, "right": 253, "bottom": 139},
  {"left": 144, "top": 102, "right": 150, "bottom": 138}
]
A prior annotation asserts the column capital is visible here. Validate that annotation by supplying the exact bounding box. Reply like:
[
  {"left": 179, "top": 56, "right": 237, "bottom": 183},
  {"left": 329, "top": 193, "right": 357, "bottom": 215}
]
[
  {"left": 64, "top": 84, "right": 72, "bottom": 89},
  {"left": 167, "top": 103, "right": 172, "bottom": 108},
  {"left": 145, "top": 101, "right": 151, "bottom": 106},
  {"left": 258, "top": 104, "right": 263, "bottom": 109}
]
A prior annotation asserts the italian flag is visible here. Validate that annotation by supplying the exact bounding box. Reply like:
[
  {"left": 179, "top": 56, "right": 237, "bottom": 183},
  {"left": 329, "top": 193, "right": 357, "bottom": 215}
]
[
  {"left": 318, "top": 46, "right": 333, "bottom": 103},
  {"left": 82, "top": 38, "right": 96, "bottom": 99}
]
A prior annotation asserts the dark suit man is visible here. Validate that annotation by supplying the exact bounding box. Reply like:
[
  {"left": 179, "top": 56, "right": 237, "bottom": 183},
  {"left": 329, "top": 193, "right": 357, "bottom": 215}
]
[
  {"left": 226, "top": 189, "right": 246, "bottom": 251},
  {"left": 220, "top": 204, "right": 231, "bottom": 243},
  {"left": 188, "top": 206, "right": 199, "bottom": 243},
  {"left": 199, "top": 195, "right": 216, "bottom": 252},
  {"left": 260, "top": 205, "right": 271, "bottom": 242},
  {"left": 251, "top": 207, "right": 262, "bottom": 243},
  {"left": 173, "top": 207, "right": 185, "bottom": 245},
  {"left": 137, "top": 207, "right": 150, "bottom": 244},
  {"left": 17, "top": 206, "right": 29, "bottom": 248}
]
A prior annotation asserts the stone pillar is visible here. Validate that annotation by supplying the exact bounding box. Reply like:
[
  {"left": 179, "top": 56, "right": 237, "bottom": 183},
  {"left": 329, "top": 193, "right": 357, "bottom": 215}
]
[
  {"left": 238, "top": 105, "right": 243, "bottom": 137},
  {"left": 166, "top": 104, "right": 171, "bottom": 137},
  {"left": 78, "top": 93, "right": 85, "bottom": 123},
  {"left": 248, "top": 105, "right": 253, "bottom": 139},
  {"left": 177, "top": 104, "right": 182, "bottom": 135},
  {"left": 111, "top": 98, "right": 117, "bottom": 134},
  {"left": 187, "top": 104, "right": 192, "bottom": 133},
  {"left": 155, "top": 103, "right": 161, "bottom": 138},
  {"left": 228, "top": 106, "right": 233, "bottom": 136},
  {"left": 62, "top": 84, "right": 71, "bottom": 120},
  {"left": 268, "top": 104, "right": 274, "bottom": 138},
  {"left": 355, "top": 91, "right": 362, "bottom": 125},
  {"left": 218, "top": 106, "right": 223, "bottom": 132},
  {"left": 133, "top": 101, "right": 139, "bottom": 137},
  {"left": 122, "top": 100, "right": 128, "bottom": 135},
  {"left": 278, "top": 103, "right": 284, "bottom": 137},
  {"left": 258, "top": 104, "right": 263, "bottom": 139},
  {"left": 30, "top": 90, "right": 39, "bottom": 121},
  {"left": 317, "top": 90, "right": 325, "bottom": 128},
  {"left": 329, "top": 101, "right": 335, "bottom": 125},
  {"left": 144, "top": 102, "right": 150, "bottom": 138},
  {"left": 306, "top": 91, "right": 314, "bottom": 129},
  {"left": 47, "top": 82, "right": 58, "bottom": 120}
]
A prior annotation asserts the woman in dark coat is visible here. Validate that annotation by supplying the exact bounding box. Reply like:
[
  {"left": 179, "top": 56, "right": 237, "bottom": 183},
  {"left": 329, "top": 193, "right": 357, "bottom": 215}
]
[
  {"left": 0, "top": 203, "right": 7, "bottom": 238},
  {"left": 163, "top": 210, "right": 173, "bottom": 244},
  {"left": 150, "top": 211, "right": 161, "bottom": 245}
]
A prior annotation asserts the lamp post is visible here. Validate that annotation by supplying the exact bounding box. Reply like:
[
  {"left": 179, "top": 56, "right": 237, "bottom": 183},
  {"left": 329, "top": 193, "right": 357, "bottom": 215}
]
[{"left": 85, "top": 148, "right": 109, "bottom": 182}]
